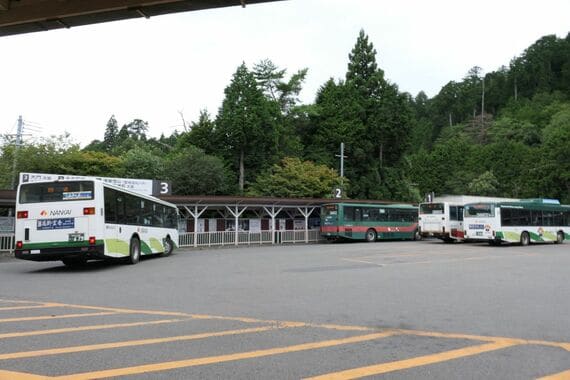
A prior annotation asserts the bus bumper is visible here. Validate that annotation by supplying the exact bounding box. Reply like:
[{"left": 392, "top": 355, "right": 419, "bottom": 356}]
[{"left": 15, "top": 244, "right": 105, "bottom": 262}]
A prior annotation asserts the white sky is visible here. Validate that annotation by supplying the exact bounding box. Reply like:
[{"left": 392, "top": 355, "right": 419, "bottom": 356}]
[{"left": 1, "top": 0, "right": 570, "bottom": 147}]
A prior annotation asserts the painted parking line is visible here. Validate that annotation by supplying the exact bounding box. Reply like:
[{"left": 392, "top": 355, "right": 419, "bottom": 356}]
[
  {"left": 0, "top": 303, "right": 64, "bottom": 311},
  {"left": 49, "top": 331, "right": 397, "bottom": 380},
  {"left": 0, "top": 369, "right": 48, "bottom": 380},
  {"left": 305, "top": 339, "right": 519, "bottom": 380},
  {"left": 0, "top": 312, "right": 121, "bottom": 323},
  {"left": 0, "top": 318, "right": 186, "bottom": 339},
  {"left": 0, "top": 323, "right": 304, "bottom": 361},
  {"left": 538, "top": 369, "right": 570, "bottom": 380}
]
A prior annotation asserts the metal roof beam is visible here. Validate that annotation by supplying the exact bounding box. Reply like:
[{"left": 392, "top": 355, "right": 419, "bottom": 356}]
[{"left": 0, "top": 0, "right": 10, "bottom": 12}]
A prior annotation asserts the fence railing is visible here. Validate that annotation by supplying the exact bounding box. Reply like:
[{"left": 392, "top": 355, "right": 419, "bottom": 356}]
[
  {"left": 178, "top": 229, "right": 323, "bottom": 248},
  {"left": 0, "top": 230, "right": 324, "bottom": 253},
  {"left": 0, "top": 234, "right": 14, "bottom": 253}
]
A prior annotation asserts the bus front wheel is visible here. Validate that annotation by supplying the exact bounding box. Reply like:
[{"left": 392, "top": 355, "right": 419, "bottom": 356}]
[
  {"left": 128, "top": 237, "right": 141, "bottom": 265},
  {"left": 520, "top": 231, "right": 530, "bottom": 246},
  {"left": 555, "top": 231, "right": 564, "bottom": 244},
  {"left": 365, "top": 229, "right": 377, "bottom": 242}
]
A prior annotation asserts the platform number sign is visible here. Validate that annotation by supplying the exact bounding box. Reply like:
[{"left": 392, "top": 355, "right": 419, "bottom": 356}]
[
  {"left": 152, "top": 180, "right": 172, "bottom": 196},
  {"left": 334, "top": 187, "right": 342, "bottom": 199}
]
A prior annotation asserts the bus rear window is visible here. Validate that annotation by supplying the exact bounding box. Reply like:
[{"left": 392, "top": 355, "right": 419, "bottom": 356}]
[
  {"left": 464, "top": 203, "right": 495, "bottom": 218},
  {"left": 19, "top": 181, "right": 94, "bottom": 204},
  {"left": 419, "top": 203, "right": 444, "bottom": 215}
]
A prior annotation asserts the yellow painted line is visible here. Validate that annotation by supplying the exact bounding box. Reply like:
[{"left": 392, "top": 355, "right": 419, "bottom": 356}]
[
  {"left": 0, "top": 318, "right": 185, "bottom": 339},
  {"left": 0, "top": 311, "right": 120, "bottom": 323},
  {"left": 538, "top": 369, "right": 570, "bottom": 380},
  {"left": 0, "top": 323, "right": 304, "bottom": 361},
  {"left": 0, "top": 369, "right": 49, "bottom": 379},
  {"left": 0, "top": 303, "right": 64, "bottom": 311},
  {"left": 305, "top": 340, "right": 519, "bottom": 380},
  {"left": 52, "top": 331, "right": 396, "bottom": 380}
]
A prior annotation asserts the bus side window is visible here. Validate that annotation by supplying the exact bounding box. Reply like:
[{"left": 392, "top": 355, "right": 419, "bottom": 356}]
[
  {"left": 450, "top": 206, "right": 457, "bottom": 221},
  {"left": 104, "top": 188, "right": 117, "bottom": 223},
  {"left": 116, "top": 195, "right": 126, "bottom": 224},
  {"left": 458, "top": 206, "right": 464, "bottom": 221}
]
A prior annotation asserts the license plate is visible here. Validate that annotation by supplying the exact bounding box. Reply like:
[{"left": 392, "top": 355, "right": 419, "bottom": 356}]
[
  {"left": 69, "top": 233, "right": 84, "bottom": 242},
  {"left": 476, "top": 231, "right": 483, "bottom": 236}
]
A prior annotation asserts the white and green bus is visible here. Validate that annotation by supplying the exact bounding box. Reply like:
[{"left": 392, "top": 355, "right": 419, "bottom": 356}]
[
  {"left": 463, "top": 199, "right": 570, "bottom": 245},
  {"left": 15, "top": 179, "right": 178, "bottom": 265}
]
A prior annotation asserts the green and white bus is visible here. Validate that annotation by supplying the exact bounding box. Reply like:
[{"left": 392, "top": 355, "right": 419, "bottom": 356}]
[
  {"left": 321, "top": 202, "right": 419, "bottom": 242},
  {"left": 15, "top": 179, "right": 179, "bottom": 265},
  {"left": 463, "top": 199, "right": 570, "bottom": 245}
]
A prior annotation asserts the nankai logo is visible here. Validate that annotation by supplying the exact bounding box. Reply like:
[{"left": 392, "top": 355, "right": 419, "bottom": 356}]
[{"left": 43, "top": 209, "right": 72, "bottom": 217}]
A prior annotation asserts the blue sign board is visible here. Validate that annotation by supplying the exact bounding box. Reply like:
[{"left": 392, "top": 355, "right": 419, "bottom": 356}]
[{"left": 37, "top": 218, "right": 75, "bottom": 230}]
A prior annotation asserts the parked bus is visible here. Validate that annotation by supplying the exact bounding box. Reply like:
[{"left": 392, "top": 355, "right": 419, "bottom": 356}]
[
  {"left": 463, "top": 199, "right": 570, "bottom": 245},
  {"left": 321, "top": 203, "right": 419, "bottom": 242},
  {"left": 15, "top": 179, "right": 179, "bottom": 265},
  {"left": 418, "top": 202, "right": 465, "bottom": 242}
]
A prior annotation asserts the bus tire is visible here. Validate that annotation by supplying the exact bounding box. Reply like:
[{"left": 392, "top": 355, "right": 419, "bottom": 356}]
[
  {"left": 365, "top": 229, "right": 377, "bottom": 242},
  {"left": 414, "top": 230, "right": 422, "bottom": 241},
  {"left": 128, "top": 237, "right": 141, "bottom": 265},
  {"left": 163, "top": 236, "right": 174, "bottom": 256},
  {"left": 555, "top": 231, "right": 564, "bottom": 244},
  {"left": 61, "top": 258, "right": 87, "bottom": 267},
  {"left": 520, "top": 231, "right": 530, "bottom": 246}
]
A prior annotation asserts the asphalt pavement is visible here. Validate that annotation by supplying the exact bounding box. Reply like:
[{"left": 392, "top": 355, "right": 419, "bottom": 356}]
[{"left": 0, "top": 240, "right": 568, "bottom": 379}]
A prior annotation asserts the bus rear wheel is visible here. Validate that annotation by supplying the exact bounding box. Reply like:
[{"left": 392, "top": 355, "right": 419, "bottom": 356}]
[
  {"left": 555, "top": 231, "right": 564, "bottom": 244},
  {"left": 127, "top": 237, "right": 141, "bottom": 265},
  {"left": 163, "top": 236, "right": 174, "bottom": 256},
  {"left": 520, "top": 231, "right": 530, "bottom": 246},
  {"left": 365, "top": 229, "right": 377, "bottom": 242}
]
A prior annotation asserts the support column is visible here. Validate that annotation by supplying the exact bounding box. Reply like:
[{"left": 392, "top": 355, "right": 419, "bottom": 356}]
[
  {"left": 297, "top": 207, "right": 316, "bottom": 243},
  {"left": 184, "top": 205, "right": 208, "bottom": 248},
  {"left": 226, "top": 205, "right": 247, "bottom": 246},
  {"left": 263, "top": 206, "right": 282, "bottom": 244}
]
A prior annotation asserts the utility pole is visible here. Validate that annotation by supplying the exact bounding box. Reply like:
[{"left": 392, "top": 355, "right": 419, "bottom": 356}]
[
  {"left": 334, "top": 142, "right": 347, "bottom": 198},
  {"left": 11, "top": 115, "right": 23, "bottom": 190},
  {"left": 335, "top": 142, "right": 347, "bottom": 179},
  {"left": 481, "top": 76, "right": 485, "bottom": 126}
]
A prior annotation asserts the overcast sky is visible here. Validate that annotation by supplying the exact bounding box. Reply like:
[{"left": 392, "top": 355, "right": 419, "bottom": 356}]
[{"left": 1, "top": 0, "right": 570, "bottom": 146}]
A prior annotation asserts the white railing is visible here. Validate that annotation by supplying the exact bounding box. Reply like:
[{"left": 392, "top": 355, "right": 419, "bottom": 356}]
[
  {"left": 178, "top": 230, "right": 323, "bottom": 248},
  {"left": 0, "top": 230, "right": 323, "bottom": 253},
  {"left": 0, "top": 234, "right": 14, "bottom": 253}
]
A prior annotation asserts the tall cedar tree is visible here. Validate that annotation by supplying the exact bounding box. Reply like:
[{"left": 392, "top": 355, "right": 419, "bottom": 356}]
[
  {"left": 215, "top": 63, "right": 279, "bottom": 192},
  {"left": 345, "top": 29, "right": 412, "bottom": 198}
]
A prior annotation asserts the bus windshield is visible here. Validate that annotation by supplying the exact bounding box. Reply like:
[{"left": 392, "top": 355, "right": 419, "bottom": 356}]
[
  {"left": 19, "top": 181, "right": 94, "bottom": 204},
  {"left": 464, "top": 203, "right": 495, "bottom": 218},
  {"left": 419, "top": 203, "right": 444, "bottom": 214}
]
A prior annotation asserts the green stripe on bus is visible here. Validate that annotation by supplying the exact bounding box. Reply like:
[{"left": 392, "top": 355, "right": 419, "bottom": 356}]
[
  {"left": 140, "top": 240, "right": 152, "bottom": 255},
  {"left": 105, "top": 239, "right": 129, "bottom": 256},
  {"left": 22, "top": 240, "right": 103, "bottom": 249}
]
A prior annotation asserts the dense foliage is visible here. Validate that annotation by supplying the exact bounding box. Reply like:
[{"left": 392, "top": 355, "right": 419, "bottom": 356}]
[{"left": 2, "top": 31, "right": 569, "bottom": 202}]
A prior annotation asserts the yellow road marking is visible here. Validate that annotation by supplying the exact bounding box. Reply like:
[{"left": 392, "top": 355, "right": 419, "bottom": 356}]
[
  {"left": 0, "top": 312, "right": 120, "bottom": 323},
  {"left": 538, "top": 369, "right": 570, "bottom": 380},
  {"left": 0, "top": 319, "right": 185, "bottom": 339},
  {"left": 0, "top": 323, "right": 304, "bottom": 361},
  {"left": 0, "top": 369, "right": 49, "bottom": 380},
  {"left": 52, "top": 331, "right": 396, "bottom": 380},
  {"left": 305, "top": 340, "right": 519, "bottom": 379},
  {"left": 0, "top": 303, "right": 63, "bottom": 311}
]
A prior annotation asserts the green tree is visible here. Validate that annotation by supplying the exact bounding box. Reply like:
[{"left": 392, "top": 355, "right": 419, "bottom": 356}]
[
  {"left": 121, "top": 147, "right": 165, "bottom": 179},
  {"left": 215, "top": 63, "right": 279, "bottom": 192},
  {"left": 164, "top": 146, "right": 234, "bottom": 195},
  {"left": 467, "top": 170, "right": 499, "bottom": 196},
  {"left": 247, "top": 157, "right": 344, "bottom": 198}
]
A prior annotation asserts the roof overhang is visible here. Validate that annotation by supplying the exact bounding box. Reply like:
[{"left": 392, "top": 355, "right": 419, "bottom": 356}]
[{"left": 0, "top": 0, "right": 283, "bottom": 37}]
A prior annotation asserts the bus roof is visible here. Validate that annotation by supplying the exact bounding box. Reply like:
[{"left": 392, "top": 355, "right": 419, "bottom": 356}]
[
  {"left": 464, "top": 200, "right": 570, "bottom": 212},
  {"left": 18, "top": 178, "right": 177, "bottom": 209},
  {"left": 322, "top": 202, "right": 417, "bottom": 209}
]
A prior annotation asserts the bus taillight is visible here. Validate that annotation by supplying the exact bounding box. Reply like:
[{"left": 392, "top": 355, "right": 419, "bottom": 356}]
[
  {"left": 88, "top": 236, "right": 96, "bottom": 245},
  {"left": 17, "top": 211, "right": 28, "bottom": 219},
  {"left": 83, "top": 207, "right": 96, "bottom": 215},
  {"left": 16, "top": 241, "right": 23, "bottom": 249}
]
